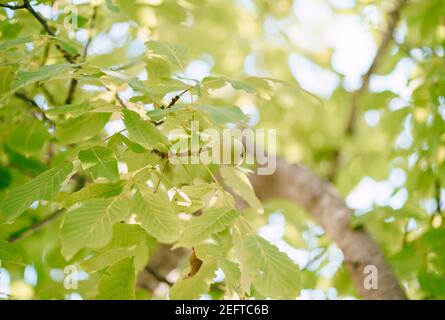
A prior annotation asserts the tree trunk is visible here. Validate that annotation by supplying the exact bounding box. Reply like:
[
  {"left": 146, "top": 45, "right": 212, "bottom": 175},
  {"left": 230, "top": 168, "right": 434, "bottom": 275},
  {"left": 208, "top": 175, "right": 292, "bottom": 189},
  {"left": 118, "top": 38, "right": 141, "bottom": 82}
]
[{"left": 249, "top": 158, "right": 407, "bottom": 300}]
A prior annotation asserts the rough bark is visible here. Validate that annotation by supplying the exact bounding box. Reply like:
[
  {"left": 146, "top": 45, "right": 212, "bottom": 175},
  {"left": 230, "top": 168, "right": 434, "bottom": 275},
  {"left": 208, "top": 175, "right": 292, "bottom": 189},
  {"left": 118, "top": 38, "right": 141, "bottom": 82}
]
[{"left": 250, "top": 158, "right": 407, "bottom": 300}]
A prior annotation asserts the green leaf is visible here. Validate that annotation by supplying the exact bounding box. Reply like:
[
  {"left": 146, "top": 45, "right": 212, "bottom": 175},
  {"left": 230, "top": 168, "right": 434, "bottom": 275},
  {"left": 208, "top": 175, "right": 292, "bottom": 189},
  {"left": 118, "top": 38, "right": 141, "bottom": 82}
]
[
  {"left": 146, "top": 104, "right": 185, "bottom": 121},
  {"left": 106, "top": 223, "right": 148, "bottom": 249},
  {"left": 0, "top": 66, "right": 14, "bottom": 95},
  {"left": 55, "top": 113, "right": 111, "bottom": 144},
  {"left": 201, "top": 76, "right": 255, "bottom": 94},
  {"left": 60, "top": 196, "right": 131, "bottom": 259},
  {"left": 177, "top": 207, "right": 239, "bottom": 246},
  {"left": 96, "top": 258, "right": 136, "bottom": 300},
  {"left": 122, "top": 109, "right": 168, "bottom": 149},
  {"left": 180, "top": 183, "right": 218, "bottom": 199},
  {"left": 7, "top": 120, "right": 50, "bottom": 156},
  {"left": 45, "top": 100, "right": 120, "bottom": 119},
  {"left": 79, "top": 146, "right": 119, "bottom": 182},
  {"left": 3, "top": 145, "right": 48, "bottom": 175},
  {"left": 144, "top": 78, "right": 189, "bottom": 96},
  {"left": 134, "top": 189, "right": 182, "bottom": 244},
  {"left": 221, "top": 259, "right": 241, "bottom": 295},
  {"left": 146, "top": 40, "right": 187, "bottom": 70},
  {"left": 81, "top": 248, "right": 135, "bottom": 273},
  {"left": 0, "top": 239, "right": 22, "bottom": 264},
  {"left": 239, "top": 235, "right": 300, "bottom": 298},
  {"left": 105, "top": 0, "right": 120, "bottom": 13},
  {"left": 227, "top": 79, "right": 256, "bottom": 93},
  {"left": 196, "top": 105, "right": 248, "bottom": 125},
  {"left": 169, "top": 262, "right": 217, "bottom": 300},
  {"left": 220, "top": 166, "right": 262, "bottom": 212},
  {"left": 62, "top": 181, "right": 125, "bottom": 208},
  {"left": 124, "top": 149, "right": 160, "bottom": 172},
  {"left": 0, "top": 162, "right": 73, "bottom": 221},
  {"left": 12, "top": 64, "right": 74, "bottom": 91},
  {"left": 145, "top": 55, "right": 171, "bottom": 81},
  {"left": 0, "top": 36, "right": 33, "bottom": 51}
]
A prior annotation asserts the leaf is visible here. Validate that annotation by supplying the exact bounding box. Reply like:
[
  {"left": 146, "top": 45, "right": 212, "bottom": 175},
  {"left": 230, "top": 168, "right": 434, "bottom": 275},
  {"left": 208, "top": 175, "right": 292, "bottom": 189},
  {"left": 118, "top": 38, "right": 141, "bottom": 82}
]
[
  {"left": 220, "top": 166, "right": 262, "bottom": 212},
  {"left": 79, "top": 146, "right": 119, "bottom": 182},
  {"left": 3, "top": 145, "right": 47, "bottom": 175},
  {"left": 177, "top": 207, "right": 239, "bottom": 247},
  {"left": 180, "top": 183, "right": 218, "bottom": 199},
  {"left": 124, "top": 149, "right": 160, "bottom": 172},
  {"left": 144, "top": 78, "right": 189, "bottom": 96},
  {"left": 55, "top": 113, "right": 111, "bottom": 144},
  {"left": 62, "top": 181, "right": 125, "bottom": 208},
  {"left": 122, "top": 109, "right": 168, "bottom": 149},
  {"left": 0, "top": 239, "right": 22, "bottom": 264},
  {"left": 0, "top": 36, "right": 33, "bottom": 51},
  {"left": 81, "top": 248, "right": 135, "bottom": 273},
  {"left": 201, "top": 76, "right": 255, "bottom": 93},
  {"left": 45, "top": 100, "right": 119, "bottom": 119},
  {"left": 196, "top": 105, "right": 248, "bottom": 125},
  {"left": 134, "top": 189, "right": 182, "bottom": 244},
  {"left": 221, "top": 260, "right": 241, "bottom": 294},
  {"left": 169, "top": 262, "right": 217, "bottom": 300},
  {"left": 0, "top": 66, "right": 14, "bottom": 95},
  {"left": 227, "top": 79, "right": 256, "bottom": 93},
  {"left": 12, "top": 64, "right": 73, "bottom": 91},
  {"left": 106, "top": 223, "right": 148, "bottom": 249},
  {"left": 96, "top": 258, "right": 135, "bottom": 300},
  {"left": 7, "top": 120, "right": 50, "bottom": 156},
  {"left": 146, "top": 40, "right": 187, "bottom": 70},
  {"left": 146, "top": 104, "right": 185, "bottom": 121},
  {"left": 60, "top": 196, "right": 131, "bottom": 259},
  {"left": 145, "top": 55, "right": 171, "bottom": 81},
  {"left": 240, "top": 235, "right": 300, "bottom": 298},
  {"left": 105, "top": 0, "right": 120, "bottom": 13},
  {"left": 0, "top": 162, "right": 73, "bottom": 222}
]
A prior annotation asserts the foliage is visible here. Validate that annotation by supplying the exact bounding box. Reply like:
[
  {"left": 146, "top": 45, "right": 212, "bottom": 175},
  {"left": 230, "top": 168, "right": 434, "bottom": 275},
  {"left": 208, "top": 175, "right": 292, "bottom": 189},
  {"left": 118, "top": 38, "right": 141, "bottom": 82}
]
[{"left": 0, "top": 0, "right": 444, "bottom": 300}]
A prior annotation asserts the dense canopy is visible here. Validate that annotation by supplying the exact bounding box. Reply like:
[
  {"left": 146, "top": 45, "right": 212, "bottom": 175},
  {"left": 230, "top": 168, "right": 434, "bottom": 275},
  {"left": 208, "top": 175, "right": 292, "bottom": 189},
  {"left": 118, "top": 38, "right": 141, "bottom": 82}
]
[{"left": 0, "top": 0, "right": 444, "bottom": 300}]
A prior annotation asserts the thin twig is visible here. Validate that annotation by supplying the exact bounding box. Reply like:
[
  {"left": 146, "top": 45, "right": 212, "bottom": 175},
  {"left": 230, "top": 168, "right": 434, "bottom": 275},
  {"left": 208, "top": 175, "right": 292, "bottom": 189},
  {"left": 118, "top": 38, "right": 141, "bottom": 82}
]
[
  {"left": 39, "top": 83, "right": 58, "bottom": 106},
  {"left": 3, "top": 0, "right": 77, "bottom": 63},
  {"left": 7, "top": 209, "right": 65, "bottom": 243},
  {"left": 7, "top": 174, "right": 85, "bottom": 243},
  {"left": 115, "top": 92, "right": 128, "bottom": 109},
  {"left": 0, "top": 2, "right": 26, "bottom": 10},
  {"left": 14, "top": 91, "right": 54, "bottom": 126},
  {"left": 83, "top": 6, "right": 98, "bottom": 58},
  {"left": 65, "top": 6, "right": 99, "bottom": 104},
  {"left": 144, "top": 266, "right": 174, "bottom": 286}
]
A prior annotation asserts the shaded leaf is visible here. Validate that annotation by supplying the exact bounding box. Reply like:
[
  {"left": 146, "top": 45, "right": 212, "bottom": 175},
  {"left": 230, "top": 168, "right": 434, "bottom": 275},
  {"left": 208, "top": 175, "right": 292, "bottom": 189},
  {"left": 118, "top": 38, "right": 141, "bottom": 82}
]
[
  {"left": 60, "top": 196, "right": 131, "bottom": 259},
  {"left": 79, "top": 146, "right": 119, "bottom": 182},
  {"left": 0, "top": 162, "right": 73, "bottom": 221},
  {"left": 96, "top": 258, "right": 136, "bottom": 300},
  {"left": 134, "top": 189, "right": 182, "bottom": 244}
]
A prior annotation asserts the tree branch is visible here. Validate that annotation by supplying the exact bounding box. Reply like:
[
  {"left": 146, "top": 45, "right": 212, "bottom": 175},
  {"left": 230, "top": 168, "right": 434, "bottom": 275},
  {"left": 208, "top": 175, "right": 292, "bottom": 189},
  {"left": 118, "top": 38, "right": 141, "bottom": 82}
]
[
  {"left": 249, "top": 158, "right": 407, "bottom": 299},
  {"left": 0, "top": 2, "right": 26, "bottom": 9},
  {"left": 14, "top": 91, "right": 54, "bottom": 126},
  {"left": 7, "top": 208, "right": 65, "bottom": 243},
  {"left": 2, "top": 0, "right": 77, "bottom": 63},
  {"left": 137, "top": 245, "right": 187, "bottom": 294},
  {"left": 23, "top": 0, "right": 55, "bottom": 36}
]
